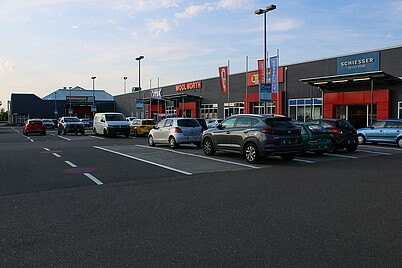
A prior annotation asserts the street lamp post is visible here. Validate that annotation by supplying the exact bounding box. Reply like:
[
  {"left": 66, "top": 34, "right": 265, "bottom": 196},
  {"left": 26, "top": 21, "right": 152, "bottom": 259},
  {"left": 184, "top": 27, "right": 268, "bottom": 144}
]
[
  {"left": 136, "top": 55, "right": 144, "bottom": 119},
  {"left": 91, "top": 76, "right": 96, "bottom": 118},
  {"left": 255, "top": 4, "right": 276, "bottom": 114},
  {"left": 123, "top": 76, "right": 128, "bottom": 94}
]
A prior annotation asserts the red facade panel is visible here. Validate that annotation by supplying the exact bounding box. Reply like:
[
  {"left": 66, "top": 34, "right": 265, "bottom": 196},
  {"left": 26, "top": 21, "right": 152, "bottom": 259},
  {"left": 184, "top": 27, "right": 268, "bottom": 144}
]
[{"left": 344, "top": 91, "right": 365, "bottom": 104}]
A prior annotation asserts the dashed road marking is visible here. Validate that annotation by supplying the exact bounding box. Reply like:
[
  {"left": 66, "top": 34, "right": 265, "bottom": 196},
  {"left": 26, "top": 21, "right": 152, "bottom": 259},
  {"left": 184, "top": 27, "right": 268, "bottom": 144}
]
[
  {"left": 57, "top": 135, "right": 71, "bottom": 141},
  {"left": 53, "top": 153, "right": 61, "bottom": 158},
  {"left": 83, "top": 173, "right": 104, "bottom": 185},
  {"left": 323, "top": 153, "right": 357, "bottom": 159},
  {"left": 89, "top": 135, "right": 105, "bottom": 140},
  {"left": 357, "top": 149, "right": 393, "bottom": 156},
  {"left": 65, "top": 161, "right": 78, "bottom": 168}
]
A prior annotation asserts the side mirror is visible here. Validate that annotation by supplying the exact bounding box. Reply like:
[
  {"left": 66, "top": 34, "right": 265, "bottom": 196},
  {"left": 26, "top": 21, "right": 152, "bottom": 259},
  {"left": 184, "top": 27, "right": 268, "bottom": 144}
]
[{"left": 101, "top": 119, "right": 105, "bottom": 123}]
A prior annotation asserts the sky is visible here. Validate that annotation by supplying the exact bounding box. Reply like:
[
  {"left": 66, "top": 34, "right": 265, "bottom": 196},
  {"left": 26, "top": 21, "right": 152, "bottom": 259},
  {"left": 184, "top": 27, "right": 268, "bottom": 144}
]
[{"left": 1, "top": 0, "right": 402, "bottom": 109}]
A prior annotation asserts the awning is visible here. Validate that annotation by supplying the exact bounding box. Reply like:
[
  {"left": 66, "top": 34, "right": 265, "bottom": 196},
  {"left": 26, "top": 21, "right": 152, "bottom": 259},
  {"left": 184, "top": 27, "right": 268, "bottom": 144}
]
[
  {"left": 143, "top": 93, "right": 202, "bottom": 104},
  {"left": 299, "top": 71, "right": 401, "bottom": 89}
]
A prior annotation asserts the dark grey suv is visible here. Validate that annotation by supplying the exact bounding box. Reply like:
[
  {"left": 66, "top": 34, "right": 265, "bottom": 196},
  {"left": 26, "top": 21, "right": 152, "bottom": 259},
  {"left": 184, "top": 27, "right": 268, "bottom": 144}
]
[{"left": 201, "top": 114, "right": 302, "bottom": 163}]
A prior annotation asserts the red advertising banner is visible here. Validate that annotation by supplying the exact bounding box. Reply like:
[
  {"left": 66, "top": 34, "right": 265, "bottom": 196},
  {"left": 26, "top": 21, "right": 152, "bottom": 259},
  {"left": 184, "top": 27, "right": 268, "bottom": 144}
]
[
  {"left": 247, "top": 67, "right": 284, "bottom": 87},
  {"left": 258, "top": 59, "right": 265, "bottom": 84},
  {"left": 218, "top": 66, "right": 228, "bottom": 93}
]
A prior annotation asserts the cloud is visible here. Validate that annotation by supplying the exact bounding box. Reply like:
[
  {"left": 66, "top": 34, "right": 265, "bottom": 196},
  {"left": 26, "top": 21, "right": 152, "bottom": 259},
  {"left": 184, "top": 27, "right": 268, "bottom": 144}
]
[
  {"left": 175, "top": 3, "right": 211, "bottom": 18},
  {"left": 147, "top": 18, "right": 171, "bottom": 35},
  {"left": 72, "top": 25, "right": 79, "bottom": 29},
  {"left": 271, "top": 19, "right": 301, "bottom": 32},
  {"left": 216, "top": 0, "right": 255, "bottom": 10},
  {"left": 0, "top": 58, "right": 16, "bottom": 76}
]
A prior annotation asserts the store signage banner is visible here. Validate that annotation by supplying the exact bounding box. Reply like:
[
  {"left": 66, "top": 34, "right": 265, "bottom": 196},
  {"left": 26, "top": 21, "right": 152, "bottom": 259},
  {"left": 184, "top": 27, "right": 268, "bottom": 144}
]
[
  {"left": 257, "top": 59, "right": 265, "bottom": 84},
  {"left": 136, "top": 99, "right": 143, "bottom": 109},
  {"left": 66, "top": 96, "right": 88, "bottom": 103},
  {"left": 247, "top": 68, "right": 284, "bottom": 87},
  {"left": 337, "top": 51, "right": 380, "bottom": 75},
  {"left": 259, "top": 83, "right": 272, "bottom": 102},
  {"left": 218, "top": 66, "right": 228, "bottom": 93},
  {"left": 270, "top": 56, "right": 278, "bottom": 93},
  {"left": 151, "top": 88, "right": 163, "bottom": 99}
]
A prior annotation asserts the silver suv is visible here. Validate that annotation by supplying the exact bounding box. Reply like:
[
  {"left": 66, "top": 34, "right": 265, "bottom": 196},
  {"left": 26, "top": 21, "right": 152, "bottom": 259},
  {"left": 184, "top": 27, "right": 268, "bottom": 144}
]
[
  {"left": 57, "top": 116, "right": 85, "bottom": 135},
  {"left": 148, "top": 118, "right": 202, "bottom": 149},
  {"left": 201, "top": 114, "right": 302, "bottom": 163}
]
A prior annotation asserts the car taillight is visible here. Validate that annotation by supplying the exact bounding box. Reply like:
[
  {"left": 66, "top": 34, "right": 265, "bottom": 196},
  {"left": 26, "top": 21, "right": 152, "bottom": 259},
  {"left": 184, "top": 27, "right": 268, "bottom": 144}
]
[
  {"left": 308, "top": 139, "right": 318, "bottom": 142},
  {"left": 332, "top": 129, "right": 343, "bottom": 135},
  {"left": 261, "top": 129, "right": 280, "bottom": 134},
  {"left": 175, "top": 127, "right": 182, "bottom": 133}
]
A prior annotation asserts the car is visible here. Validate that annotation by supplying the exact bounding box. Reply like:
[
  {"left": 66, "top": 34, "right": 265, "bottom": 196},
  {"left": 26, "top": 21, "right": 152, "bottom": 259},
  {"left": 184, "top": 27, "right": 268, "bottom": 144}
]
[
  {"left": 195, "top": 118, "right": 208, "bottom": 131},
  {"left": 148, "top": 118, "right": 202, "bottom": 149},
  {"left": 93, "top": 112, "right": 130, "bottom": 138},
  {"left": 23, "top": 119, "right": 46, "bottom": 136},
  {"left": 130, "top": 119, "right": 156, "bottom": 137},
  {"left": 294, "top": 122, "right": 333, "bottom": 155},
  {"left": 357, "top": 119, "right": 402, "bottom": 148},
  {"left": 201, "top": 114, "right": 302, "bottom": 163},
  {"left": 80, "top": 118, "right": 92, "bottom": 128},
  {"left": 42, "top": 119, "right": 55, "bottom": 129},
  {"left": 206, "top": 118, "right": 223, "bottom": 128},
  {"left": 57, "top": 116, "right": 85, "bottom": 135},
  {"left": 52, "top": 119, "right": 58, "bottom": 126},
  {"left": 126, "top": 116, "right": 137, "bottom": 122},
  {"left": 309, "top": 119, "right": 358, "bottom": 153}
]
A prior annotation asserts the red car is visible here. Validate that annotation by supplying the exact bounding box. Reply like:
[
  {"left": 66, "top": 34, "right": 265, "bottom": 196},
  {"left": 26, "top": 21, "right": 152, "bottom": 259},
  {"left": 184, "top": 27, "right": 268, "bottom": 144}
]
[{"left": 23, "top": 119, "right": 46, "bottom": 136}]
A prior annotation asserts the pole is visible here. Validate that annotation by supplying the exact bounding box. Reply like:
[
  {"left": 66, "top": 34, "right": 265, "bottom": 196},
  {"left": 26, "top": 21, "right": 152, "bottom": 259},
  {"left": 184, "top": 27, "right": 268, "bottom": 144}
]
[
  {"left": 228, "top": 59, "right": 230, "bottom": 117},
  {"left": 277, "top": 48, "right": 280, "bottom": 115},
  {"left": 150, "top": 79, "right": 152, "bottom": 119},
  {"left": 158, "top": 77, "right": 160, "bottom": 121},
  {"left": 245, "top": 56, "right": 248, "bottom": 114},
  {"left": 264, "top": 11, "right": 267, "bottom": 115},
  {"left": 370, "top": 78, "right": 374, "bottom": 125},
  {"left": 138, "top": 60, "right": 141, "bottom": 119}
]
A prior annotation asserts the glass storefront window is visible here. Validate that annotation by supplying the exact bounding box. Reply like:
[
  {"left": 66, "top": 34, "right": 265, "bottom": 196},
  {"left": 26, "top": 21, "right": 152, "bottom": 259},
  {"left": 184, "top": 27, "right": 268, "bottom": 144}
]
[
  {"left": 224, "top": 102, "right": 244, "bottom": 118},
  {"left": 201, "top": 104, "right": 218, "bottom": 119},
  {"left": 289, "top": 98, "right": 322, "bottom": 122},
  {"left": 398, "top": 101, "right": 402, "bottom": 119},
  {"left": 251, "top": 101, "right": 275, "bottom": 115}
]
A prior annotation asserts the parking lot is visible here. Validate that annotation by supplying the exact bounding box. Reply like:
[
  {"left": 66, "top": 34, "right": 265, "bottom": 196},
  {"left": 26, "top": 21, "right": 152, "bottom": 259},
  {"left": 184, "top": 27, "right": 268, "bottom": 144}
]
[{"left": 1, "top": 125, "right": 402, "bottom": 267}]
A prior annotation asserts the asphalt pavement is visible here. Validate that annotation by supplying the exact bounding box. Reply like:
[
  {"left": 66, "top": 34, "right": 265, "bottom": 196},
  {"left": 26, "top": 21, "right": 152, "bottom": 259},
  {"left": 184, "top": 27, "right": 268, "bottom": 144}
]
[{"left": 0, "top": 125, "right": 401, "bottom": 267}]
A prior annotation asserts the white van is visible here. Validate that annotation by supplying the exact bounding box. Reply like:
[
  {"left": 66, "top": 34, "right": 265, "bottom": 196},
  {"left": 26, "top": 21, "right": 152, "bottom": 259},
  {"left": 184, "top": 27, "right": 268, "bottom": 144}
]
[{"left": 93, "top": 112, "right": 130, "bottom": 138}]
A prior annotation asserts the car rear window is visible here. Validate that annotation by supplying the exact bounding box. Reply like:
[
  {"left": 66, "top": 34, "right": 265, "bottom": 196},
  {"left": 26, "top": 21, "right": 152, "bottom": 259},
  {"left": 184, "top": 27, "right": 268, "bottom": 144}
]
[
  {"left": 177, "top": 119, "right": 199, "bottom": 127},
  {"left": 307, "top": 124, "right": 328, "bottom": 134},
  {"left": 265, "top": 118, "right": 295, "bottom": 128},
  {"left": 29, "top": 121, "right": 42, "bottom": 125},
  {"left": 336, "top": 120, "right": 353, "bottom": 129},
  {"left": 142, "top": 120, "right": 155, "bottom": 125},
  {"left": 64, "top": 118, "right": 80, "bottom": 122}
]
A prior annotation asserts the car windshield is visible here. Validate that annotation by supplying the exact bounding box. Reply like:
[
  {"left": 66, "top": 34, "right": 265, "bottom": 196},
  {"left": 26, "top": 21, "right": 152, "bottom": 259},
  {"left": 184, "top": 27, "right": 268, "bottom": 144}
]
[
  {"left": 142, "top": 120, "right": 156, "bottom": 125},
  {"left": 177, "top": 119, "right": 199, "bottom": 127},
  {"left": 307, "top": 124, "right": 327, "bottom": 134},
  {"left": 265, "top": 118, "right": 295, "bottom": 128},
  {"left": 64, "top": 118, "right": 80, "bottom": 122},
  {"left": 105, "top": 114, "right": 126, "bottom": 121}
]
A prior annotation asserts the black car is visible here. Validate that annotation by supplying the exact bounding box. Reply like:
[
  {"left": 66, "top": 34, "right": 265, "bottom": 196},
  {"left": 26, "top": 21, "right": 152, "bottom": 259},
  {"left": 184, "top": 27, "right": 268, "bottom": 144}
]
[
  {"left": 202, "top": 114, "right": 302, "bottom": 163},
  {"left": 196, "top": 118, "right": 208, "bottom": 132},
  {"left": 57, "top": 116, "right": 85, "bottom": 135},
  {"left": 309, "top": 119, "right": 358, "bottom": 152}
]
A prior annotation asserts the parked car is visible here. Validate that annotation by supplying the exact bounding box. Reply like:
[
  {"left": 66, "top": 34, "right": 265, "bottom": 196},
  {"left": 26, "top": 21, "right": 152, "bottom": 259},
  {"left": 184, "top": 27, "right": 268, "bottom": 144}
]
[
  {"left": 93, "top": 112, "right": 130, "bottom": 138},
  {"left": 57, "top": 116, "right": 85, "bottom": 135},
  {"left": 148, "top": 118, "right": 202, "bottom": 149},
  {"left": 80, "top": 118, "right": 92, "bottom": 128},
  {"left": 206, "top": 118, "right": 223, "bottom": 128},
  {"left": 294, "top": 122, "right": 333, "bottom": 155},
  {"left": 126, "top": 117, "right": 137, "bottom": 122},
  {"left": 23, "top": 119, "right": 46, "bottom": 136},
  {"left": 202, "top": 114, "right": 302, "bottom": 163},
  {"left": 309, "top": 119, "right": 358, "bottom": 152},
  {"left": 357, "top": 119, "right": 402, "bottom": 148},
  {"left": 130, "top": 119, "right": 156, "bottom": 137},
  {"left": 196, "top": 118, "right": 208, "bottom": 131},
  {"left": 42, "top": 119, "right": 55, "bottom": 129},
  {"left": 52, "top": 119, "right": 58, "bottom": 126}
]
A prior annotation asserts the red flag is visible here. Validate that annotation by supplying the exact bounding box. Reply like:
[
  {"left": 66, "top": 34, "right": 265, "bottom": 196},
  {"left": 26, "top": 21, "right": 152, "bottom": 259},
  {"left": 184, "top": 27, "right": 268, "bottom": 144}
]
[
  {"left": 258, "top": 59, "right": 265, "bottom": 84},
  {"left": 218, "top": 66, "right": 228, "bottom": 93}
]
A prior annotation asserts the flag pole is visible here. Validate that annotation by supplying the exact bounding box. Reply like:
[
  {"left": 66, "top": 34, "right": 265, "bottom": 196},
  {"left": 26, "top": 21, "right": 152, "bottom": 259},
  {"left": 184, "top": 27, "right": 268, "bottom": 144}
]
[
  {"left": 228, "top": 59, "right": 230, "bottom": 118},
  {"left": 277, "top": 49, "right": 279, "bottom": 115}
]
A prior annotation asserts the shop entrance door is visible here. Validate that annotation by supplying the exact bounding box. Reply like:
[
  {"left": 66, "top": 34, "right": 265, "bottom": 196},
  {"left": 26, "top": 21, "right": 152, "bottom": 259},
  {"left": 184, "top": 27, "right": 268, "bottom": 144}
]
[{"left": 348, "top": 105, "right": 368, "bottom": 129}]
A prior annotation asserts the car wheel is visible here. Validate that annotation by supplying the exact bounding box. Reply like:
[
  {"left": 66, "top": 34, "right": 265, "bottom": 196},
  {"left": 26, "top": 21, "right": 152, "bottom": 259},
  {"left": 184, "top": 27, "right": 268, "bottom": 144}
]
[
  {"left": 133, "top": 129, "right": 138, "bottom": 137},
  {"left": 195, "top": 142, "right": 202, "bottom": 148},
  {"left": 43, "top": 131, "right": 46, "bottom": 136},
  {"left": 103, "top": 129, "right": 109, "bottom": 138},
  {"left": 397, "top": 137, "right": 402, "bottom": 148},
  {"left": 358, "top": 135, "right": 365, "bottom": 145},
  {"left": 148, "top": 135, "right": 155, "bottom": 147},
  {"left": 202, "top": 138, "right": 215, "bottom": 156},
  {"left": 63, "top": 128, "right": 66, "bottom": 135},
  {"left": 346, "top": 144, "right": 358, "bottom": 152},
  {"left": 169, "top": 136, "right": 178, "bottom": 149},
  {"left": 244, "top": 143, "right": 260, "bottom": 164},
  {"left": 281, "top": 153, "right": 295, "bottom": 161},
  {"left": 81, "top": 130, "right": 85, "bottom": 135},
  {"left": 57, "top": 128, "right": 61, "bottom": 135},
  {"left": 328, "top": 140, "right": 337, "bottom": 153},
  {"left": 93, "top": 128, "right": 98, "bottom": 136}
]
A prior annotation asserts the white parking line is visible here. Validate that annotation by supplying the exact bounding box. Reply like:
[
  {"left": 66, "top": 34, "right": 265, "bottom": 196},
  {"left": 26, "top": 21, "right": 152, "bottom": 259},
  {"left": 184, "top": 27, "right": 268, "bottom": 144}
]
[
  {"left": 65, "top": 161, "right": 78, "bottom": 167},
  {"left": 43, "top": 148, "right": 50, "bottom": 151},
  {"left": 93, "top": 146, "right": 193, "bottom": 176},
  {"left": 293, "top": 158, "right": 316, "bottom": 164},
  {"left": 89, "top": 135, "right": 105, "bottom": 140},
  {"left": 135, "top": 145, "right": 261, "bottom": 169},
  {"left": 359, "top": 144, "right": 401, "bottom": 151},
  {"left": 57, "top": 135, "right": 71, "bottom": 141},
  {"left": 83, "top": 173, "right": 104, "bottom": 185},
  {"left": 323, "top": 153, "right": 357, "bottom": 159},
  {"left": 357, "top": 150, "right": 393, "bottom": 156},
  {"left": 53, "top": 153, "right": 61, "bottom": 158}
]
